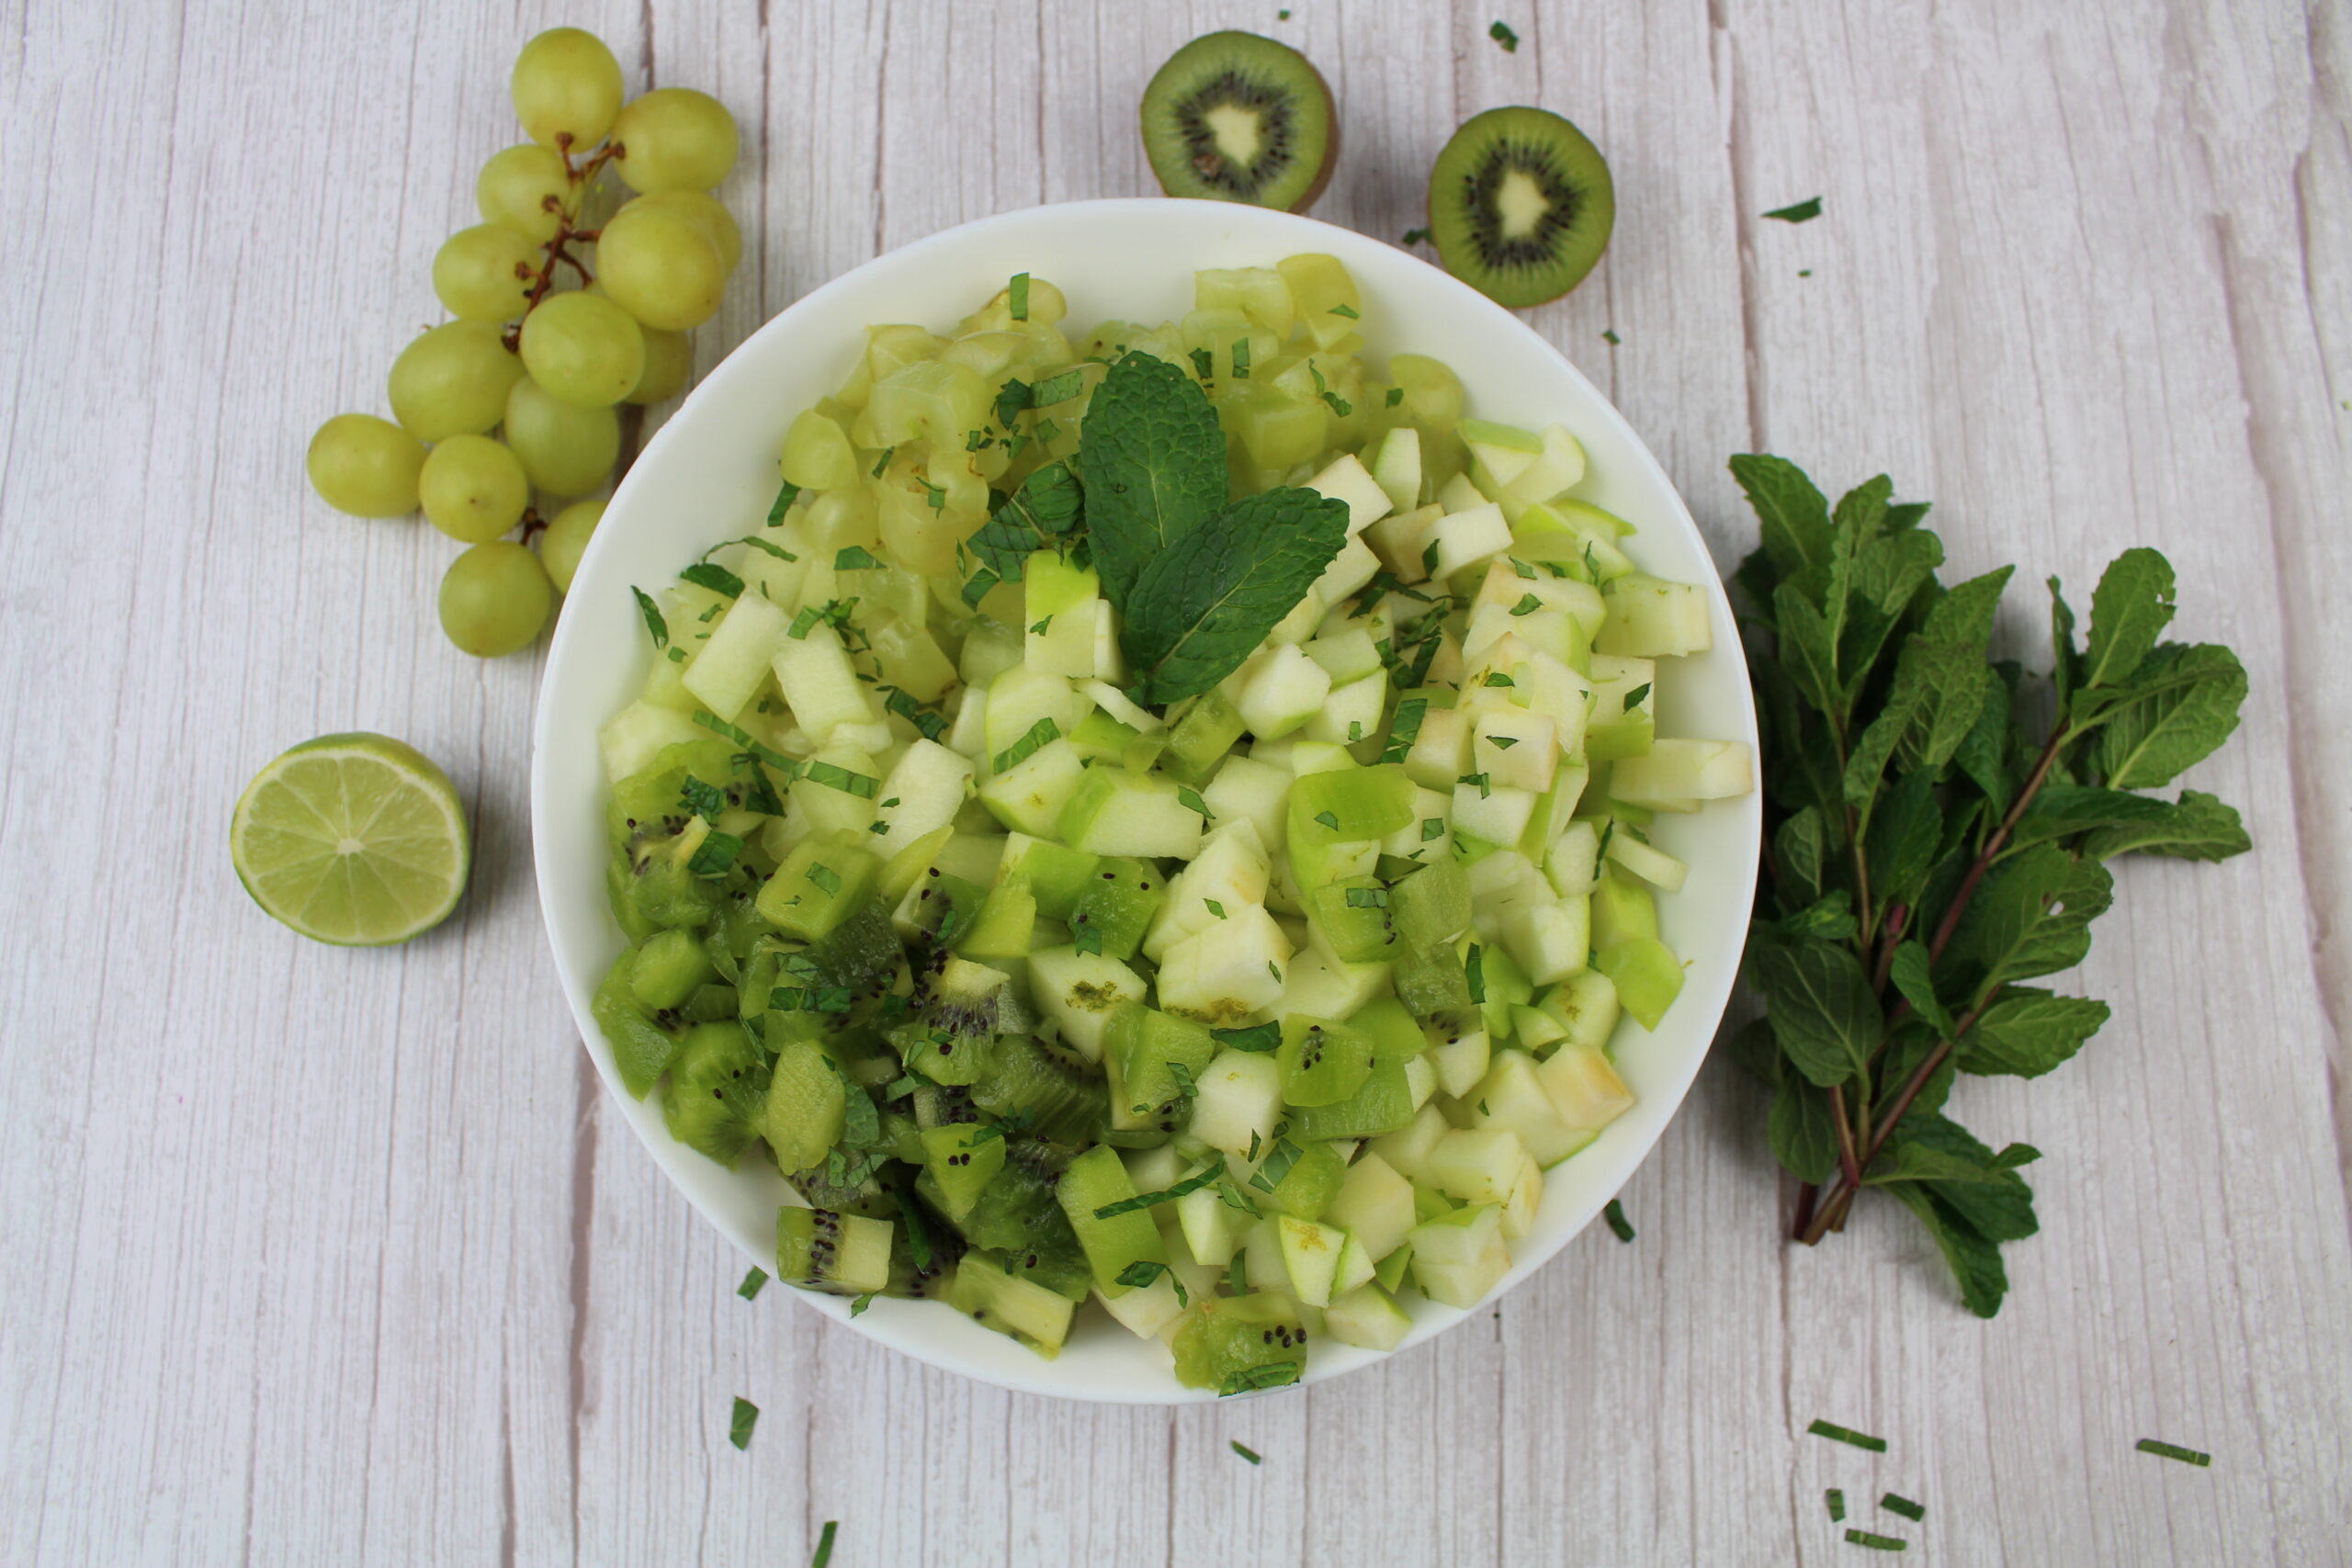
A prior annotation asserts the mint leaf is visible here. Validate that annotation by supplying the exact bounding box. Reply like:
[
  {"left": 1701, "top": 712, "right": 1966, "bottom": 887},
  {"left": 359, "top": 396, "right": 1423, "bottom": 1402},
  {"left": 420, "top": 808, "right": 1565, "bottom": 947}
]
[
  {"left": 1729, "top": 453, "right": 1833, "bottom": 577},
  {"left": 2082, "top": 547, "right": 2176, "bottom": 690},
  {"left": 1121, "top": 487, "right": 1350, "bottom": 704},
  {"left": 1747, "top": 936, "right": 1881, "bottom": 1088},
  {"left": 1084, "top": 351, "right": 1229, "bottom": 608},
  {"left": 1883, "top": 1180, "right": 2009, "bottom": 1318},
  {"left": 963, "top": 462, "right": 1083, "bottom": 602},
  {"left": 2082, "top": 788, "right": 2250, "bottom": 862},
  {"left": 1957, "top": 988, "right": 2110, "bottom": 1077},
  {"left": 1863, "top": 769, "right": 1940, "bottom": 908},
  {"left": 1764, "top": 197, "right": 1824, "bottom": 222},
  {"left": 1772, "top": 806, "right": 1830, "bottom": 908},
  {"left": 1886, "top": 941, "right": 1955, "bottom": 1039},
  {"left": 1890, "top": 1113, "right": 2040, "bottom": 1241},
  {"left": 1768, "top": 1071, "right": 1840, "bottom": 1183},
  {"left": 2091, "top": 643, "right": 2247, "bottom": 790},
  {"left": 2003, "top": 784, "right": 2172, "bottom": 854},
  {"left": 1951, "top": 844, "right": 2113, "bottom": 996}
]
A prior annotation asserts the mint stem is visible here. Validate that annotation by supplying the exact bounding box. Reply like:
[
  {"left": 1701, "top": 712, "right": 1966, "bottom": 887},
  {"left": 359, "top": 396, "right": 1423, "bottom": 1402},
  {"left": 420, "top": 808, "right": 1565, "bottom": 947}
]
[{"left": 1829, "top": 1085, "right": 1864, "bottom": 1191}]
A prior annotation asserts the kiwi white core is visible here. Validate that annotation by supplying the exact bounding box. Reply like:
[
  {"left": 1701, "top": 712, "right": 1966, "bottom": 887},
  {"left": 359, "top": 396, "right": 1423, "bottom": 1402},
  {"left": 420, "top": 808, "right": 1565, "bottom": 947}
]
[
  {"left": 1497, "top": 170, "right": 1551, "bottom": 240},
  {"left": 1205, "top": 104, "right": 1265, "bottom": 166}
]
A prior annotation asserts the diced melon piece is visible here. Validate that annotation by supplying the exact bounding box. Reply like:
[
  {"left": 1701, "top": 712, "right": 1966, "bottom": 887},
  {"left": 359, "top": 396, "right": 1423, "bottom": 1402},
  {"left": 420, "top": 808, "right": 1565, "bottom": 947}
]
[
  {"left": 1473, "top": 708, "right": 1558, "bottom": 793},
  {"left": 986, "top": 664, "right": 1087, "bottom": 761},
  {"left": 1290, "top": 739, "right": 1356, "bottom": 776},
  {"left": 1453, "top": 780, "right": 1538, "bottom": 847},
  {"left": 1267, "top": 586, "right": 1326, "bottom": 646},
  {"left": 1427, "top": 1129, "right": 1529, "bottom": 1206},
  {"left": 1242, "top": 1216, "right": 1289, "bottom": 1292},
  {"left": 1545, "top": 820, "right": 1601, "bottom": 896},
  {"left": 1082, "top": 679, "right": 1162, "bottom": 733},
  {"left": 1370, "top": 426, "right": 1423, "bottom": 513},
  {"left": 1195, "top": 266, "right": 1295, "bottom": 335},
  {"left": 1059, "top": 768, "right": 1207, "bottom": 860},
  {"left": 1497, "top": 1153, "right": 1544, "bottom": 1239},
  {"left": 1381, "top": 785, "right": 1454, "bottom": 860},
  {"left": 1521, "top": 653, "right": 1595, "bottom": 756},
  {"left": 1437, "top": 471, "right": 1487, "bottom": 514},
  {"left": 1503, "top": 895, "right": 1591, "bottom": 987},
  {"left": 1305, "top": 452, "right": 1394, "bottom": 536},
  {"left": 1536, "top": 1038, "right": 1634, "bottom": 1139},
  {"left": 1501, "top": 424, "right": 1587, "bottom": 507},
  {"left": 1023, "top": 554, "right": 1102, "bottom": 678},
  {"left": 1190, "top": 1047, "right": 1283, "bottom": 1156},
  {"left": 1407, "top": 1203, "right": 1510, "bottom": 1308},
  {"left": 873, "top": 739, "right": 974, "bottom": 848},
  {"left": 1313, "top": 535, "right": 1383, "bottom": 606},
  {"left": 1404, "top": 705, "right": 1473, "bottom": 791},
  {"left": 1157, "top": 903, "right": 1291, "bottom": 1025},
  {"left": 1305, "top": 626, "right": 1384, "bottom": 683},
  {"left": 1367, "top": 502, "right": 1443, "bottom": 581},
  {"left": 1204, "top": 755, "right": 1292, "bottom": 852},
  {"left": 944, "top": 685, "right": 988, "bottom": 759},
  {"left": 1585, "top": 654, "right": 1657, "bottom": 761},
  {"left": 598, "top": 700, "right": 707, "bottom": 782},
  {"left": 1596, "top": 575, "right": 1711, "bottom": 657},
  {"left": 1324, "top": 1151, "right": 1417, "bottom": 1261},
  {"left": 1429, "top": 1025, "right": 1492, "bottom": 1100},
  {"left": 1420, "top": 502, "right": 1512, "bottom": 581},
  {"left": 771, "top": 621, "right": 876, "bottom": 741},
  {"left": 1028, "top": 945, "right": 1148, "bottom": 1060},
  {"left": 976, "top": 738, "right": 1088, "bottom": 835},
  {"left": 1605, "top": 830, "right": 1688, "bottom": 892},
  {"left": 1403, "top": 1054, "right": 1439, "bottom": 1111},
  {"left": 1096, "top": 1274, "right": 1187, "bottom": 1338},
  {"left": 1176, "top": 1163, "right": 1252, "bottom": 1266},
  {"left": 1369, "top": 1102, "right": 1451, "bottom": 1180},
  {"left": 682, "top": 591, "right": 791, "bottom": 720},
  {"left": 1333, "top": 1232, "right": 1377, "bottom": 1296},
  {"left": 1608, "top": 739, "right": 1756, "bottom": 805},
  {"left": 1463, "top": 1050, "right": 1589, "bottom": 1166},
  {"left": 1461, "top": 418, "right": 1543, "bottom": 487},
  {"left": 1144, "top": 820, "right": 1272, "bottom": 960},
  {"left": 1237, "top": 643, "right": 1333, "bottom": 740},
  {"left": 1537, "top": 969, "right": 1622, "bottom": 1057},
  {"left": 1279, "top": 945, "right": 1393, "bottom": 1019},
  {"left": 1597, "top": 936, "right": 1685, "bottom": 1029},
  {"left": 1325, "top": 1282, "right": 1413, "bottom": 1350},
  {"left": 1305, "top": 671, "right": 1388, "bottom": 748},
  {"left": 1278, "top": 1215, "right": 1348, "bottom": 1307}
]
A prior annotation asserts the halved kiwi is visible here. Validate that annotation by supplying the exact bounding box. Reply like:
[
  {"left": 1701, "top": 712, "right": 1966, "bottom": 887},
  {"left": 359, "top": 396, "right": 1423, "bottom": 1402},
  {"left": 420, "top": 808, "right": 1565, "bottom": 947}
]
[
  {"left": 1428, "top": 107, "right": 1614, "bottom": 308},
  {"left": 1140, "top": 31, "right": 1337, "bottom": 212}
]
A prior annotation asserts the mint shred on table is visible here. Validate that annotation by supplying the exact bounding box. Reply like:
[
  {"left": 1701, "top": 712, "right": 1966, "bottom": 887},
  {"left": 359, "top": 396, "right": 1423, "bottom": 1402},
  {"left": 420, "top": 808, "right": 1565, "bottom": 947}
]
[
  {"left": 1488, "top": 19, "right": 1520, "bottom": 51},
  {"left": 809, "top": 1519, "right": 839, "bottom": 1568},
  {"left": 1845, "top": 1529, "right": 1906, "bottom": 1551},
  {"left": 1401, "top": 227, "right": 1431, "bottom": 247},
  {"left": 1826, "top": 1488, "right": 1846, "bottom": 1521},
  {"left": 1602, "top": 328, "right": 1621, "bottom": 344},
  {"left": 1230, "top": 1439, "right": 1262, "bottom": 1464},
  {"left": 1882, "top": 1493, "right": 1925, "bottom": 1522},
  {"left": 1764, "top": 196, "right": 1823, "bottom": 222},
  {"left": 1807, "top": 1418, "right": 1887, "bottom": 1452},
  {"left": 1603, "top": 1199, "right": 1635, "bottom": 1242},
  {"left": 2136, "top": 1438, "right": 2211, "bottom": 1467},
  {"left": 738, "top": 1267, "right": 769, "bottom": 1300},
  {"left": 728, "top": 1396, "right": 760, "bottom": 1450}
]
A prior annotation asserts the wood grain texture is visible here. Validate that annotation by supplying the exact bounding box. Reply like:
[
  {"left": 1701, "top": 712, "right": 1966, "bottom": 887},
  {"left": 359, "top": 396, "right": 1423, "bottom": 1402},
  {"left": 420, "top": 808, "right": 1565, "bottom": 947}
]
[{"left": 0, "top": 1, "right": 2346, "bottom": 1564}]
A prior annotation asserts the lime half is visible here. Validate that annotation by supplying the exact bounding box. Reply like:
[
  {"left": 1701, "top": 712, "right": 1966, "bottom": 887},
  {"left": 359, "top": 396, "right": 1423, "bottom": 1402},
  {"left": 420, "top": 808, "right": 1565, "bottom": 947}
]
[{"left": 231, "top": 733, "right": 471, "bottom": 945}]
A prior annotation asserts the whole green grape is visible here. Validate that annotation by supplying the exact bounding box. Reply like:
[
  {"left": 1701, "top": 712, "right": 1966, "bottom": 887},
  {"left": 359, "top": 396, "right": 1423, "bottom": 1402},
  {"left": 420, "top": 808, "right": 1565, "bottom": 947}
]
[
  {"left": 540, "top": 500, "right": 605, "bottom": 592},
  {"left": 419, "top": 434, "right": 530, "bottom": 543},
  {"left": 511, "top": 28, "right": 623, "bottom": 151},
  {"left": 622, "top": 190, "right": 741, "bottom": 274},
  {"left": 504, "top": 376, "right": 618, "bottom": 495},
  {"left": 440, "top": 541, "right": 554, "bottom": 657},
  {"left": 595, "top": 204, "right": 724, "bottom": 332},
  {"left": 307, "top": 413, "right": 426, "bottom": 516},
  {"left": 518, "top": 292, "right": 644, "bottom": 408},
  {"left": 434, "top": 224, "right": 539, "bottom": 321},
  {"left": 388, "top": 321, "right": 526, "bottom": 441},
  {"left": 478, "top": 143, "right": 575, "bottom": 244},
  {"left": 611, "top": 87, "right": 739, "bottom": 193},
  {"left": 626, "top": 328, "right": 694, "bottom": 405}
]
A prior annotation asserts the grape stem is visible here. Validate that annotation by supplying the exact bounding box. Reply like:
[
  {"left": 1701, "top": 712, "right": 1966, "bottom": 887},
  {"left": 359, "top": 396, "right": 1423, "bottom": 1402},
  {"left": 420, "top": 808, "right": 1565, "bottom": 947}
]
[
  {"left": 499, "top": 140, "right": 617, "bottom": 353},
  {"left": 517, "top": 507, "right": 548, "bottom": 542}
]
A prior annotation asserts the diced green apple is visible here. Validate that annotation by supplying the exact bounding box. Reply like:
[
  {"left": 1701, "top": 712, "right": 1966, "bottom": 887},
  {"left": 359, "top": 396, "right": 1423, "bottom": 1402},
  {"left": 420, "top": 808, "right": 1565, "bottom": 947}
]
[
  {"left": 872, "top": 739, "right": 974, "bottom": 847},
  {"left": 771, "top": 621, "right": 877, "bottom": 741},
  {"left": 1323, "top": 1150, "right": 1417, "bottom": 1261},
  {"left": 1370, "top": 425, "right": 1423, "bottom": 513},
  {"left": 1535, "top": 1036, "right": 1634, "bottom": 1138},
  {"left": 1305, "top": 451, "right": 1394, "bottom": 536},
  {"left": 1156, "top": 903, "right": 1290, "bottom": 1023},
  {"left": 1607, "top": 739, "right": 1755, "bottom": 806},
  {"left": 682, "top": 590, "right": 791, "bottom": 721},
  {"left": 1237, "top": 643, "right": 1333, "bottom": 740},
  {"left": 1325, "top": 1282, "right": 1413, "bottom": 1350},
  {"left": 1278, "top": 1214, "right": 1347, "bottom": 1307},
  {"left": 1059, "top": 768, "right": 1207, "bottom": 859},
  {"left": 977, "top": 738, "right": 1088, "bottom": 835},
  {"left": 1028, "top": 945, "right": 1148, "bottom": 1061},
  {"left": 1407, "top": 1202, "right": 1510, "bottom": 1308}
]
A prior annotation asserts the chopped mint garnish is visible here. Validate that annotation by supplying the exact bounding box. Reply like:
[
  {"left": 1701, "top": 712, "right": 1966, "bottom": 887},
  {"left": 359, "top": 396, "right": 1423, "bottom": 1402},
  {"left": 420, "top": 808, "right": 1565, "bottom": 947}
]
[
  {"left": 766, "top": 479, "right": 800, "bottom": 526},
  {"left": 1510, "top": 592, "right": 1543, "bottom": 615},
  {"left": 1205, "top": 899, "right": 1227, "bottom": 919},
  {"left": 1094, "top": 1159, "right": 1227, "bottom": 1218},
  {"left": 1385, "top": 386, "right": 1404, "bottom": 407},
  {"left": 1602, "top": 329, "right": 1621, "bottom": 344},
  {"left": 1329, "top": 302, "right": 1358, "bottom": 319},
  {"left": 1401, "top": 227, "right": 1431, "bottom": 246},
  {"left": 1603, "top": 1199, "right": 1634, "bottom": 1242},
  {"left": 1190, "top": 346, "right": 1215, "bottom": 379},
  {"left": 1008, "top": 273, "right": 1030, "bottom": 320},
  {"left": 870, "top": 446, "right": 895, "bottom": 479},
  {"left": 1882, "top": 1494, "right": 1925, "bottom": 1523},
  {"left": 1806, "top": 1418, "right": 1886, "bottom": 1452},
  {"left": 834, "top": 545, "right": 881, "bottom": 570},
  {"left": 991, "top": 716, "right": 1061, "bottom": 774},
  {"left": 1623, "top": 681, "right": 1651, "bottom": 711},
  {"left": 738, "top": 1267, "right": 769, "bottom": 1299},
  {"left": 631, "top": 587, "right": 669, "bottom": 648},
  {"left": 806, "top": 863, "right": 842, "bottom": 897},
  {"left": 728, "top": 1396, "right": 760, "bottom": 1450},
  {"left": 2136, "top": 1438, "right": 2211, "bottom": 1467},
  {"left": 1488, "top": 19, "right": 1520, "bottom": 50},
  {"left": 805, "top": 761, "right": 880, "bottom": 798},
  {"left": 1230, "top": 1439, "right": 1262, "bottom": 1463}
]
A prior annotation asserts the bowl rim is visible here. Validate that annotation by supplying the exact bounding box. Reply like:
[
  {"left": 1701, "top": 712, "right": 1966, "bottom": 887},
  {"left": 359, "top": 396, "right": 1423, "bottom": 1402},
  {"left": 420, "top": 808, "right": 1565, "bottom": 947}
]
[{"left": 532, "top": 196, "right": 1761, "bottom": 1404}]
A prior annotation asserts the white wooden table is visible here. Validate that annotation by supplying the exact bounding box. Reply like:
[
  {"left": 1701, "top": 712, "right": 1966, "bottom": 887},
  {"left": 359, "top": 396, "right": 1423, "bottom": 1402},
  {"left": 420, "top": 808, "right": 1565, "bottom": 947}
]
[{"left": 6, "top": 1, "right": 2349, "bottom": 1562}]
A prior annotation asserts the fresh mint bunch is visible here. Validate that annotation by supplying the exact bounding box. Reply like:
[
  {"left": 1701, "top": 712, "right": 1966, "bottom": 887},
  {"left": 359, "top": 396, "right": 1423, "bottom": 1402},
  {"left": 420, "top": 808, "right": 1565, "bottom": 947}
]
[
  {"left": 956, "top": 351, "right": 1350, "bottom": 704},
  {"left": 1730, "top": 455, "right": 2249, "bottom": 1314}
]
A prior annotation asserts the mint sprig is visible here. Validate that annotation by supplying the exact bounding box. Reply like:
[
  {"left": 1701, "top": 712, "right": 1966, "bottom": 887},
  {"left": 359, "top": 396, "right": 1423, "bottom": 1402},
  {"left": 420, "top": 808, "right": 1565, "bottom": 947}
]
[
  {"left": 1120, "top": 485, "right": 1350, "bottom": 704},
  {"left": 1081, "top": 351, "right": 1231, "bottom": 605},
  {"left": 1735, "top": 455, "right": 2249, "bottom": 1315}
]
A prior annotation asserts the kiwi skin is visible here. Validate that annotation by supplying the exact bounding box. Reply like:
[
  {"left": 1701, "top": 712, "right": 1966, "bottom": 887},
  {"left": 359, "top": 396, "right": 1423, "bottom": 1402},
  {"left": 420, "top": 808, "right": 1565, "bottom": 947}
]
[
  {"left": 1140, "top": 31, "right": 1339, "bottom": 213},
  {"left": 1428, "top": 105, "right": 1615, "bottom": 309}
]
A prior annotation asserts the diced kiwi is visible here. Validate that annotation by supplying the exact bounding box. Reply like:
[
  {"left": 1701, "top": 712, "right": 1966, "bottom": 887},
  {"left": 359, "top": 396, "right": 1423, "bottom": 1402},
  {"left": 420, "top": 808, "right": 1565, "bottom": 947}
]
[
  {"left": 592, "top": 947, "right": 685, "bottom": 1099},
  {"left": 1283, "top": 1058, "right": 1417, "bottom": 1141},
  {"left": 1169, "top": 1293, "right": 1309, "bottom": 1392},
  {"left": 1055, "top": 1145, "right": 1170, "bottom": 1291},
  {"left": 1257, "top": 1138, "right": 1347, "bottom": 1221},
  {"left": 1276, "top": 1015, "right": 1374, "bottom": 1107},
  {"left": 1304, "top": 877, "right": 1398, "bottom": 964},
  {"left": 946, "top": 1251, "right": 1075, "bottom": 1355},
  {"left": 1068, "top": 858, "right": 1164, "bottom": 962},
  {"left": 762, "top": 1038, "right": 848, "bottom": 1172},
  {"left": 1104, "top": 1005, "right": 1219, "bottom": 1132},
  {"left": 956, "top": 1145, "right": 1094, "bottom": 1300},
  {"left": 1140, "top": 31, "right": 1337, "bottom": 213},
  {"left": 1427, "top": 106, "right": 1614, "bottom": 308},
  {"left": 968, "top": 1033, "right": 1108, "bottom": 1146},
  {"left": 662, "top": 1019, "right": 771, "bottom": 1165},
  {"left": 920, "top": 1122, "right": 1008, "bottom": 1221},
  {"left": 776, "top": 1205, "right": 894, "bottom": 1296}
]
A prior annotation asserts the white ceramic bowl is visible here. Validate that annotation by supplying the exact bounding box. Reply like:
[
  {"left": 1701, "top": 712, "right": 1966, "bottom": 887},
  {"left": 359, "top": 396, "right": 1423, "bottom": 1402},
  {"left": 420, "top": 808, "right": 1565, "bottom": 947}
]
[{"left": 533, "top": 197, "right": 1760, "bottom": 1404}]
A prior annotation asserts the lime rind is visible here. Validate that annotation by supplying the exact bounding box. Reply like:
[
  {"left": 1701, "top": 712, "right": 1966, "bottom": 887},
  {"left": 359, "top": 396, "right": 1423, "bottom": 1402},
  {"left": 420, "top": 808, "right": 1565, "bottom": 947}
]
[{"left": 231, "top": 734, "right": 470, "bottom": 946}]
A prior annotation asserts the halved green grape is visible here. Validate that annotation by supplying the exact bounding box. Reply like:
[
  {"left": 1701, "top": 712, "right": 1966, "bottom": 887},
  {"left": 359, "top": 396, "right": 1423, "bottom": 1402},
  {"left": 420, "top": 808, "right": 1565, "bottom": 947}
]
[
  {"left": 387, "top": 320, "right": 526, "bottom": 441},
  {"left": 503, "top": 376, "right": 618, "bottom": 495},
  {"left": 540, "top": 500, "right": 605, "bottom": 592},
  {"left": 511, "top": 27, "right": 623, "bottom": 150},
  {"left": 433, "top": 224, "right": 539, "bottom": 321},
  {"left": 439, "top": 540, "right": 553, "bottom": 656},
  {"left": 610, "top": 87, "right": 739, "bottom": 192},
  {"left": 418, "top": 434, "right": 529, "bottom": 543},
  {"left": 518, "top": 291, "right": 643, "bottom": 407},
  {"left": 621, "top": 190, "right": 741, "bottom": 273},
  {"left": 306, "top": 413, "right": 425, "bottom": 516},
  {"left": 625, "top": 328, "right": 693, "bottom": 405},
  {"left": 477, "top": 143, "right": 575, "bottom": 245},
  {"left": 594, "top": 203, "right": 725, "bottom": 332}
]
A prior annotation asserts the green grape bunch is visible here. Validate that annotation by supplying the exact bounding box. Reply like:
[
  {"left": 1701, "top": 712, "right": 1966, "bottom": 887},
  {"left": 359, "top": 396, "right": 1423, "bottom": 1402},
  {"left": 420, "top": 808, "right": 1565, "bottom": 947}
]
[{"left": 304, "top": 28, "right": 744, "bottom": 657}]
